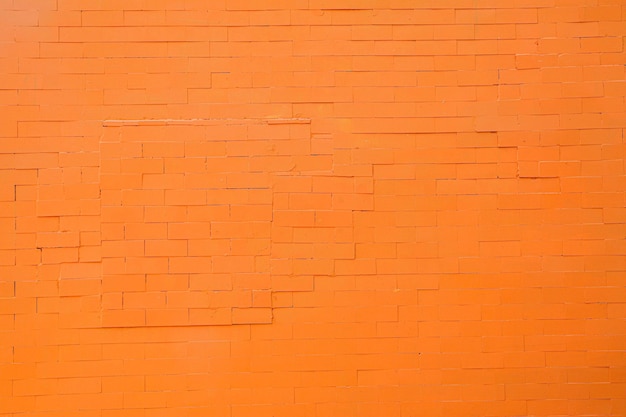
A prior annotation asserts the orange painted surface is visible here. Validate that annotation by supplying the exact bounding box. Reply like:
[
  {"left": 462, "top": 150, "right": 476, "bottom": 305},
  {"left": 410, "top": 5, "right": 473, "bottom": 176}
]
[{"left": 1, "top": 1, "right": 626, "bottom": 416}]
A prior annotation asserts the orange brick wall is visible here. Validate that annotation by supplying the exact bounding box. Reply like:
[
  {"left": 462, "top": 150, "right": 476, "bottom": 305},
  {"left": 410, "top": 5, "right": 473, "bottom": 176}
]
[{"left": 1, "top": 1, "right": 626, "bottom": 416}]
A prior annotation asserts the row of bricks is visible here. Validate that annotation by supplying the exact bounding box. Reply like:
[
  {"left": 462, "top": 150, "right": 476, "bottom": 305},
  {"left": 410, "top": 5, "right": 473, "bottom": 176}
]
[
  {"left": 103, "top": 158, "right": 315, "bottom": 176},
  {"left": 103, "top": 143, "right": 313, "bottom": 161},
  {"left": 5, "top": 25, "right": 623, "bottom": 46},
  {"left": 2, "top": 127, "right": 622, "bottom": 148},
  {"left": 6, "top": 96, "right": 625, "bottom": 121},
  {"left": 3, "top": 244, "right": 625, "bottom": 272},
  {"left": 99, "top": 218, "right": 626, "bottom": 242},
  {"left": 3, "top": 351, "right": 625, "bottom": 376},
  {"left": 2, "top": 191, "right": 623, "bottom": 218},
  {"left": 61, "top": 155, "right": 626, "bottom": 173},
  {"left": 3, "top": 5, "right": 624, "bottom": 24},
  {"left": 105, "top": 122, "right": 311, "bottom": 140},
  {"left": 12, "top": 76, "right": 593, "bottom": 101},
  {"left": 3, "top": 326, "right": 626, "bottom": 357},
  {"left": 7, "top": 205, "right": 625, "bottom": 232},
  {"left": 4, "top": 43, "right": 624, "bottom": 64},
  {"left": 2, "top": 315, "right": 624, "bottom": 346},
  {"left": 0, "top": 253, "right": 622, "bottom": 277},
  {"left": 0, "top": 400, "right": 623, "bottom": 417},
  {"left": 9, "top": 55, "right": 626, "bottom": 77},
  {"left": 3, "top": 284, "right": 625, "bottom": 318},
  {"left": 0, "top": 373, "right": 462, "bottom": 395},
  {"left": 0, "top": 307, "right": 271, "bottom": 328},
  {"left": 102, "top": 255, "right": 265, "bottom": 274},
  {"left": 3, "top": 209, "right": 623, "bottom": 229},
  {"left": 6, "top": 103, "right": 624, "bottom": 130},
  {"left": 5, "top": 0, "right": 622, "bottom": 10},
  {"left": 4, "top": 65, "right": 624, "bottom": 88},
  {"left": 5, "top": 34, "right": 624, "bottom": 54},
  {"left": 0, "top": 275, "right": 263, "bottom": 298},
  {"left": 4, "top": 23, "right": 625, "bottom": 42},
  {"left": 103, "top": 177, "right": 373, "bottom": 194},
  {"left": 0, "top": 398, "right": 620, "bottom": 417},
  {"left": 96, "top": 189, "right": 626, "bottom": 208},
  {"left": 5, "top": 268, "right": 622, "bottom": 296},
  {"left": 15, "top": 27, "right": 623, "bottom": 44},
  {"left": 2, "top": 308, "right": 626, "bottom": 336},
  {"left": 5, "top": 287, "right": 625, "bottom": 315},
  {"left": 7, "top": 363, "right": 626, "bottom": 388},
  {"left": 6, "top": 108, "right": 626, "bottom": 134},
  {"left": 2, "top": 158, "right": 624, "bottom": 181},
  {"left": 101, "top": 211, "right": 624, "bottom": 231},
  {"left": 4, "top": 95, "right": 625, "bottom": 116},
  {"left": 344, "top": 115, "right": 626, "bottom": 133},
  {"left": 0, "top": 391, "right": 624, "bottom": 416},
  {"left": 101, "top": 187, "right": 273, "bottom": 204},
  {"left": 5, "top": 57, "right": 625, "bottom": 78},
  {"left": 15, "top": 5, "right": 615, "bottom": 19},
  {"left": 52, "top": 255, "right": 625, "bottom": 278},
  {"left": 4, "top": 213, "right": 626, "bottom": 240},
  {"left": 4, "top": 370, "right": 626, "bottom": 399},
  {"left": 87, "top": 254, "right": 622, "bottom": 276},
  {"left": 3, "top": 238, "right": 626, "bottom": 265},
  {"left": 3, "top": 300, "right": 624, "bottom": 335},
  {"left": 0, "top": 201, "right": 624, "bottom": 221},
  {"left": 4, "top": 136, "right": 619, "bottom": 157},
  {"left": 1, "top": 347, "right": 625, "bottom": 377},
  {"left": 6, "top": 90, "right": 626, "bottom": 110},
  {"left": 347, "top": 130, "right": 623, "bottom": 147}
]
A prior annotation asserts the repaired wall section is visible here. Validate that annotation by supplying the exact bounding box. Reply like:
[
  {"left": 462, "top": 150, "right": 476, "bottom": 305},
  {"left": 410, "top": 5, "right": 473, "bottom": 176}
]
[{"left": 99, "top": 118, "right": 324, "bottom": 327}]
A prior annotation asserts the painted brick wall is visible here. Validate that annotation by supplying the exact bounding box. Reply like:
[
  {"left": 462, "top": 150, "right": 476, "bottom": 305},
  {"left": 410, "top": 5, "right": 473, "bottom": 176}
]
[{"left": 1, "top": 1, "right": 626, "bottom": 416}]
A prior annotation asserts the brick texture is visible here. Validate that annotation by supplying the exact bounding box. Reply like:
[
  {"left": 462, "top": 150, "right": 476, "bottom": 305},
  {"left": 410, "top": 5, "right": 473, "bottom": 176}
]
[{"left": 1, "top": 1, "right": 626, "bottom": 416}]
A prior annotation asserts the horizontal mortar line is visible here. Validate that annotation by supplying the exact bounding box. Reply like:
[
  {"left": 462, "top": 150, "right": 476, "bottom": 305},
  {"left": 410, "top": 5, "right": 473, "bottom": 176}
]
[{"left": 103, "top": 118, "right": 311, "bottom": 126}]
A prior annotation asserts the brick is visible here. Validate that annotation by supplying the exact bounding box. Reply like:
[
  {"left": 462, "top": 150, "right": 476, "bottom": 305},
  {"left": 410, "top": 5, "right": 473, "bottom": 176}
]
[
  {"left": 42, "top": 247, "right": 79, "bottom": 264},
  {"left": 144, "top": 239, "right": 187, "bottom": 256},
  {"left": 166, "top": 256, "right": 209, "bottom": 275},
  {"left": 124, "top": 222, "right": 167, "bottom": 240},
  {"left": 231, "top": 307, "right": 272, "bottom": 324},
  {"left": 36, "top": 231, "right": 79, "bottom": 248},
  {"left": 102, "top": 274, "right": 146, "bottom": 296},
  {"left": 145, "top": 308, "right": 188, "bottom": 326}
]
